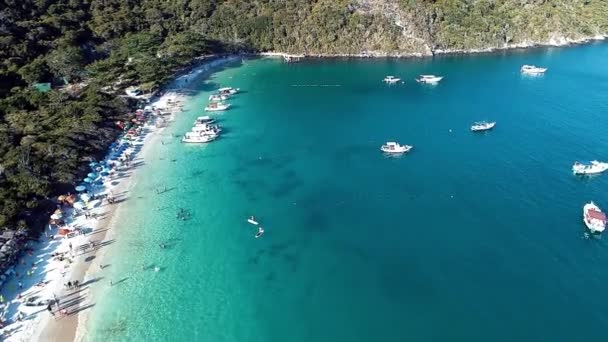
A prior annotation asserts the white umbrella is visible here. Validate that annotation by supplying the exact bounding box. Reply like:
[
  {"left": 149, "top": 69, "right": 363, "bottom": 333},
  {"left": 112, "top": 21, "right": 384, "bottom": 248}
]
[{"left": 73, "top": 202, "right": 85, "bottom": 210}]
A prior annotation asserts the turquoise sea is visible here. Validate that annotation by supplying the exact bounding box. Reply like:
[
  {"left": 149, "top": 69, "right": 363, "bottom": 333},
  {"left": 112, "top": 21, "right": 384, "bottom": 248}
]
[{"left": 87, "top": 43, "right": 608, "bottom": 341}]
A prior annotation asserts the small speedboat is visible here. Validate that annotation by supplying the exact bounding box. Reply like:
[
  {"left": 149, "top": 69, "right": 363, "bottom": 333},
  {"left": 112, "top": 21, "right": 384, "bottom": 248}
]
[
  {"left": 470, "top": 121, "right": 496, "bottom": 132},
  {"left": 209, "top": 94, "right": 228, "bottom": 102},
  {"left": 521, "top": 65, "right": 547, "bottom": 74},
  {"left": 584, "top": 201, "right": 606, "bottom": 233},
  {"left": 572, "top": 161, "right": 608, "bottom": 175},
  {"left": 416, "top": 75, "right": 443, "bottom": 84},
  {"left": 205, "top": 102, "right": 230, "bottom": 112},
  {"left": 248, "top": 216, "right": 259, "bottom": 225},
  {"left": 218, "top": 87, "right": 239, "bottom": 96},
  {"left": 381, "top": 142, "right": 413, "bottom": 154},
  {"left": 383, "top": 76, "right": 401, "bottom": 84},
  {"left": 182, "top": 132, "right": 218, "bottom": 143},
  {"left": 255, "top": 227, "right": 265, "bottom": 238}
]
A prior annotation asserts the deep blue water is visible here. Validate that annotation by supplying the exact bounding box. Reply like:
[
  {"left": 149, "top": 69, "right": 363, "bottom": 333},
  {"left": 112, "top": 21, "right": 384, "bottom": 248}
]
[{"left": 88, "top": 42, "right": 608, "bottom": 341}]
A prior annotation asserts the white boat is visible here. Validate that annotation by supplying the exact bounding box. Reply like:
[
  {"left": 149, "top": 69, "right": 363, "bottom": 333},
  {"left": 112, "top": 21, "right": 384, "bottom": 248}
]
[
  {"left": 195, "top": 116, "right": 216, "bottom": 124},
  {"left": 583, "top": 202, "right": 606, "bottom": 233},
  {"left": 383, "top": 76, "right": 401, "bottom": 84},
  {"left": 205, "top": 102, "right": 230, "bottom": 112},
  {"left": 380, "top": 142, "right": 413, "bottom": 154},
  {"left": 192, "top": 124, "right": 222, "bottom": 134},
  {"left": 182, "top": 132, "right": 218, "bottom": 143},
  {"left": 416, "top": 75, "right": 443, "bottom": 84},
  {"left": 218, "top": 87, "right": 239, "bottom": 95},
  {"left": 209, "top": 94, "right": 228, "bottom": 102},
  {"left": 470, "top": 121, "right": 496, "bottom": 132},
  {"left": 247, "top": 216, "right": 259, "bottom": 225},
  {"left": 255, "top": 227, "right": 265, "bottom": 238},
  {"left": 572, "top": 161, "right": 608, "bottom": 175},
  {"left": 521, "top": 65, "right": 547, "bottom": 74}
]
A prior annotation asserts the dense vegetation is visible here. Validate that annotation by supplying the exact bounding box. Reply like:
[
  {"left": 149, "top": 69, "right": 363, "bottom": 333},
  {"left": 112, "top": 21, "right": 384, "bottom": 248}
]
[{"left": 0, "top": 0, "right": 607, "bottom": 234}]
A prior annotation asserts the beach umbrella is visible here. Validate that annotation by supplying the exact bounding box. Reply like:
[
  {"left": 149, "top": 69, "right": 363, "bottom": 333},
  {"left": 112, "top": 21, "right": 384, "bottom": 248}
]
[
  {"left": 80, "top": 193, "right": 91, "bottom": 202},
  {"left": 87, "top": 172, "right": 97, "bottom": 178},
  {"left": 50, "top": 213, "right": 62, "bottom": 220},
  {"left": 89, "top": 162, "right": 98, "bottom": 168},
  {"left": 83, "top": 177, "right": 93, "bottom": 183},
  {"left": 100, "top": 171, "right": 110, "bottom": 177},
  {"left": 75, "top": 185, "right": 86, "bottom": 192},
  {"left": 73, "top": 201, "right": 85, "bottom": 210}
]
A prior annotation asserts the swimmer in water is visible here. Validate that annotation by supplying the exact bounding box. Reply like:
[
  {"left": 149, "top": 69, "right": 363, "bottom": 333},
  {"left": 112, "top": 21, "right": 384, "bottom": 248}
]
[
  {"left": 159, "top": 243, "right": 166, "bottom": 249},
  {"left": 154, "top": 267, "right": 160, "bottom": 272}
]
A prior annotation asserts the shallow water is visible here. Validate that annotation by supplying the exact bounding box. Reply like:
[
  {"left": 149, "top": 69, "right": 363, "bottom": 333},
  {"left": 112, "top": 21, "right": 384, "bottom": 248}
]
[{"left": 87, "top": 43, "right": 608, "bottom": 341}]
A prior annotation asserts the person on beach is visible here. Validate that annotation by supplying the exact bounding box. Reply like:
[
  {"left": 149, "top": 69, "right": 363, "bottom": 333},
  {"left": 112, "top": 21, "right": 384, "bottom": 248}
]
[
  {"left": 74, "top": 280, "right": 79, "bottom": 289},
  {"left": 67, "top": 281, "right": 72, "bottom": 289},
  {"left": 69, "top": 242, "right": 72, "bottom": 250}
]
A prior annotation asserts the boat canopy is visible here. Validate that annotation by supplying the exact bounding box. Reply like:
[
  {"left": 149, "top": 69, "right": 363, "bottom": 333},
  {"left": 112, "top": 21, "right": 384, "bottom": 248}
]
[{"left": 588, "top": 210, "right": 607, "bottom": 221}]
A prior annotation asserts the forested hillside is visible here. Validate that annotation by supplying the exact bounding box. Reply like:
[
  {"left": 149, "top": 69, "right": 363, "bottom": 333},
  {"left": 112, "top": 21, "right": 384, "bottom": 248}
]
[{"left": 1, "top": 0, "right": 607, "bottom": 233}]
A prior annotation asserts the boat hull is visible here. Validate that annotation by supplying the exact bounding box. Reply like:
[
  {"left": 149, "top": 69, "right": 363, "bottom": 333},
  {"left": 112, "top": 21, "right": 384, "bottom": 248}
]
[{"left": 583, "top": 202, "right": 606, "bottom": 233}]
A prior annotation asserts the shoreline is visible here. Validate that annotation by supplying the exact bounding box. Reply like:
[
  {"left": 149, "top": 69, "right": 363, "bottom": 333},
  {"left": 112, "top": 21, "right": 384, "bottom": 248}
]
[
  {"left": 258, "top": 33, "right": 607, "bottom": 59},
  {"left": 0, "top": 56, "right": 239, "bottom": 342}
]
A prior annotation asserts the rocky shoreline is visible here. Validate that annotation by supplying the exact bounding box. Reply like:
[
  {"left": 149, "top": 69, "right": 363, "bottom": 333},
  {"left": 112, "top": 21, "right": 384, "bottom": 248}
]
[{"left": 260, "top": 33, "right": 607, "bottom": 59}]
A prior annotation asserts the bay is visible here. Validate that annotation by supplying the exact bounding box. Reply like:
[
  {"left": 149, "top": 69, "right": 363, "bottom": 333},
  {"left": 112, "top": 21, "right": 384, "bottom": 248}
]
[{"left": 87, "top": 42, "right": 608, "bottom": 342}]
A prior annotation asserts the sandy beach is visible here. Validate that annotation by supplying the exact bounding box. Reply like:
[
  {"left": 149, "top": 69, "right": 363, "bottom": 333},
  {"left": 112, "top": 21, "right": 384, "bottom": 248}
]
[{"left": 0, "top": 56, "right": 238, "bottom": 342}]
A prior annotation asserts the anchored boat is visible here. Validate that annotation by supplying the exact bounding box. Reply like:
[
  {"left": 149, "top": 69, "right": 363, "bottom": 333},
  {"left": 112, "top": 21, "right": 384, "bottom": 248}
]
[
  {"left": 416, "top": 75, "right": 443, "bottom": 84},
  {"left": 218, "top": 87, "right": 239, "bottom": 96},
  {"left": 383, "top": 76, "right": 401, "bottom": 84},
  {"left": 205, "top": 102, "right": 230, "bottom": 112},
  {"left": 572, "top": 161, "right": 608, "bottom": 175},
  {"left": 470, "top": 121, "right": 496, "bottom": 132},
  {"left": 381, "top": 142, "right": 413, "bottom": 154},
  {"left": 521, "top": 65, "right": 547, "bottom": 74},
  {"left": 182, "top": 131, "right": 218, "bottom": 143},
  {"left": 583, "top": 202, "right": 606, "bottom": 233}
]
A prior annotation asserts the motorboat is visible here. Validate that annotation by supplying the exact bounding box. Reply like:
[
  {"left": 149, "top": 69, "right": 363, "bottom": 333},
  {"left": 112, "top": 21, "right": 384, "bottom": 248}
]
[
  {"left": 380, "top": 142, "right": 413, "bottom": 153},
  {"left": 583, "top": 202, "right": 606, "bottom": 233},
  {"left": 209, "top": 94, "right": 228, "bottom": 102},
  {"left": 255, "top": 227, "right": 265, "bottom": 238},
  {"left": 521, "top": 65, "right": 547, "bottom": 74},
  {"left": 182, "top": 132, "right": 218, "bottom": 143},
  {"left": 383, "top": 76, "right": 401, "bottom": 84},
  {"left": 195, "top": 116, "right": 216, "bottom": 125},
  {"left": 416, "top": 75, "right": 443, "bottom": 84},
  {"left": 205, "top": 102, "right": 230, "bottom": 112},
  {"left": 470, "top": 121, "right": 496, "bottom": 132},
  {"left": 247, "top": 216, "right": 259, "bottom": 225},
  {"left": 192, "top": 124, "right": 222, "bottom": 134},
  {"left": 572, "top": 161, "right": 608, "bottom": 175},
  {"left": 218, "top": 87, "right": 239, "bottom": 96}
]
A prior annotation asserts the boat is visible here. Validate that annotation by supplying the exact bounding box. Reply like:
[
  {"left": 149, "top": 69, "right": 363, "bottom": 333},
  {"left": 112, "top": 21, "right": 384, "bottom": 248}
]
[
  {"left": 470, "top": 121, "right": 496, "bottom": 132},
  {"left": 247, "top": 216, "right": 259, "bottom": 225},
  {"left": 205, "top": 102, "right": 230, "bottom": 112},
  {"left": 218, "top": 87, "right": 239, "bottom": 96},
  {"left": 209, "top": 94, "right": 228, "bottom": 102},
  {"left": 192, "top": 124, "right": 222, "bottom": 134},
  {"left": 383, "top": 76, "right": 401, "bottom": 84},
  {"left": 583, "top": 202, "right": 606, "bottom": 233},
  {"left": 380, "top": 142, "right": 413, "bottom": 154},
  {"left": 416, "top": 75, "right": 443, "bottom": 84},
  {"left": 521, "top": 65, "right": 547, "bottom": 74},
  {"left": 195, "top": 116, "right": 216, "bottom": 125},
  {"left": 255, "top": 227, "right": 265, "bottom": 238},
  {"left": 572, "top": 161, "right": 608, "bottom": 175},
  {"left": 182, "top": 132, "right": 218, "bottom": 143}
]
